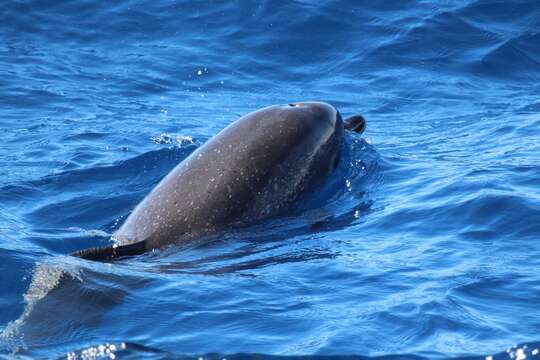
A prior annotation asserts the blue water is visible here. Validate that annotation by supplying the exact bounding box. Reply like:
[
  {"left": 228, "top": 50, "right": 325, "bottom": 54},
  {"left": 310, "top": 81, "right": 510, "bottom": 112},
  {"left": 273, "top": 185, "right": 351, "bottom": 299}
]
[{"left": 1, "top": 0, "right": 540, "bottom": 358}]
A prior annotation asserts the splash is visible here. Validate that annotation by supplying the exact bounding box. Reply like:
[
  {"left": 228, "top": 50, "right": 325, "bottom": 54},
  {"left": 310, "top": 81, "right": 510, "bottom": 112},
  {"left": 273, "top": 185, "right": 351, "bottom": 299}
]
[
  {"left": 1, "top": 259, "right": 82, "bottom": 351},
  {"left": 67, "top": 342, "right": 127, "bottom": 360},
  {"left": 150, "top": 134, "right": 194, "bottom": 146}
]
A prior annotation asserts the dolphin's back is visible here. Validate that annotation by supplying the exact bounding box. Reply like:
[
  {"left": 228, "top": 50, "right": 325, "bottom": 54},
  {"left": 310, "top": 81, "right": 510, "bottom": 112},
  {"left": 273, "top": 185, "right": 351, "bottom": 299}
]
[{"left": 74, "top": 102, "right": 342, "bottom": 261}]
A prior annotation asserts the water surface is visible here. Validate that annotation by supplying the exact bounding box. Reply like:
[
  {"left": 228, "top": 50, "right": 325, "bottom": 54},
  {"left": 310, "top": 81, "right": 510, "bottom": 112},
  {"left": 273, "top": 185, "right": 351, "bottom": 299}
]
[{"left": 1, "top": 1, "right": 540, "bottom": 358}]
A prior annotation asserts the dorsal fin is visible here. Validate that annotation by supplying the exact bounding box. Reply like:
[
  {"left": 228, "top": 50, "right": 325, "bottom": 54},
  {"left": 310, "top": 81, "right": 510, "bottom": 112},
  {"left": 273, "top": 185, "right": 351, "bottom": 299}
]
[{"left": 71, "top": 241, "right": 147, "bottom": 262}]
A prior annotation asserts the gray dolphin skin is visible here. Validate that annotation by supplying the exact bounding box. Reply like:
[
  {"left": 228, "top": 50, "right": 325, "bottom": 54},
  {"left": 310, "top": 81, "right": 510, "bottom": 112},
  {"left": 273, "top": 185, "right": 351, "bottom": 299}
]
[{"left": 73, "top": 102, "right": 366, "bottom": 261}]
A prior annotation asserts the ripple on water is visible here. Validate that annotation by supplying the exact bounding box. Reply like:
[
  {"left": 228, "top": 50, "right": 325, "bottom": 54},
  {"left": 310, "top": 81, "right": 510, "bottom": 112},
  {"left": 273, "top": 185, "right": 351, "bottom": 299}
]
[{"left": 2, "top": 0, "right": 540, "bottom": 358}]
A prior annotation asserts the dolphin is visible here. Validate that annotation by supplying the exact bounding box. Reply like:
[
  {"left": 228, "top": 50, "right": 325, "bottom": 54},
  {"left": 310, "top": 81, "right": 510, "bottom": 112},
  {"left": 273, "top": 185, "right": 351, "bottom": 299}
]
[{"left": 73, "top": 102, "right": 366, "bottom": 261}]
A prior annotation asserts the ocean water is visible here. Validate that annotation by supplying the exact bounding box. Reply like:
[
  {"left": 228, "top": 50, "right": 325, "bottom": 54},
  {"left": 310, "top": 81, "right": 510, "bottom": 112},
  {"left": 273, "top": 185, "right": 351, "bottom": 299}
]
[{"left": 1, "top": 0, "right": 540, "bottom": 358}]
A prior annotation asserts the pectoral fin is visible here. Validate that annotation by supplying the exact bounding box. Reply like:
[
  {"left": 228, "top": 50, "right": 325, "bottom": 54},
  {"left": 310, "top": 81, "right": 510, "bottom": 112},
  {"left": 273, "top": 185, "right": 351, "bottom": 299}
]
[{"left": 344, "top": 115, "right": 366, "bottom": 134}]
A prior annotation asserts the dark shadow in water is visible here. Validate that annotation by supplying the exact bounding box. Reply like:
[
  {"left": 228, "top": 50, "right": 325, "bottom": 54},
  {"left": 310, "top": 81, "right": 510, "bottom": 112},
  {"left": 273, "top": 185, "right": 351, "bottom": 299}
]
[{"left": 1, "top": 259, "right": 152, "bottom": 352}]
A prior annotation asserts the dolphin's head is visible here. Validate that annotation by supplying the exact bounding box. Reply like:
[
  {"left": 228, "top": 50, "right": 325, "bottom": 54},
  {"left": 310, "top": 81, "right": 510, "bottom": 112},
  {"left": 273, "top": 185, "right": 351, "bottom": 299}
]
[
  {"left": 272, "top": 101, "right": 346, "bottom": 196},
  {"left": 284, "top": 101, "right": 366, "bottom": 172}
]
